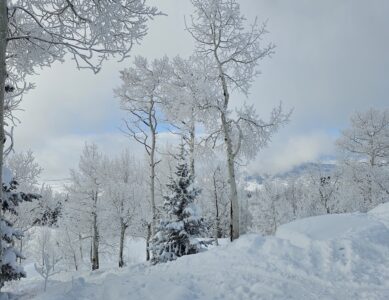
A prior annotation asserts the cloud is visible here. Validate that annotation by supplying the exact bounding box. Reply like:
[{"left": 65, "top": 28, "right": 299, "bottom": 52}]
[
  {"left": 250, "top": 131, "right": 336, "bottom": 175},
  {"left": 247, "top": 0, "right": 389, "bottom": 130},
  {"left": 31, "top": 131, "right": 180, "bottom": 185},
  {"left": 32, "top": 133, "right": 137, "bottom": 181},
  {"left": 9, "top": 0, "right": 389, "bottom": 183}
]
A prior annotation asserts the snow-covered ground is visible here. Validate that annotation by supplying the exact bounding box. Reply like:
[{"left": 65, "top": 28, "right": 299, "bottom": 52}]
[{"left": 5, "top": 203, "right": 389, "bottom": 300}]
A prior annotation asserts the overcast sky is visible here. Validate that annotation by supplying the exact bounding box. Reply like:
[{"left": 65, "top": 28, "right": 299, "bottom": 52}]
[{"left": 12, "top": 0, "right": 389, "bottom": 185}]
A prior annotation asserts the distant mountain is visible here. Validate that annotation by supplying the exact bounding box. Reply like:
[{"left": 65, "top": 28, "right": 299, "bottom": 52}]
[
  {"left": 244, "top": 174, "right": 266, "bottom": 185},
  {"left": 274, "top": 162, "right": 336, "bottom": 180},
  {"left": 245, "top": 162, "right": 337, "bottom": 185}
]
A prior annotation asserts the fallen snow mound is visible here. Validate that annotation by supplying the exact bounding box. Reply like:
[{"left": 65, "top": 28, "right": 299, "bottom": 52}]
[{"left": 9, "top": 205, "right": 389, "bottom": 300}]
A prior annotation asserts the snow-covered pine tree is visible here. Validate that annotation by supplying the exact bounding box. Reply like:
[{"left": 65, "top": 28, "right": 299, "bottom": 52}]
[
  {"left": 0, "top": 168, "right": 39, "bottom": 289},
  {"left": 151, "top": 143, "right": 205, "bottom": 264}
]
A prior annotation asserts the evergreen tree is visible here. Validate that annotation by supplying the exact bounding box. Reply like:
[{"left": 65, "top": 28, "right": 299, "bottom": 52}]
[
  {"left": 0, "top": 168, "right": 39, "bottom": 289},
  {"left": 151, "top": 144, "right": 206, "bottom": 264}
]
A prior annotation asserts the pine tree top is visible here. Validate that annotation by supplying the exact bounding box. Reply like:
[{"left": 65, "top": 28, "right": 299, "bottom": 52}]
[{"left": 163, "top": 143, "right": 200, "bottom": 220}]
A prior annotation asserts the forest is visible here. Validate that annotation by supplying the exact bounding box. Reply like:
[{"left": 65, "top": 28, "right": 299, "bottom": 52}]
[{"left": 0, "top": 1, "right": 388, "bottom": 299}]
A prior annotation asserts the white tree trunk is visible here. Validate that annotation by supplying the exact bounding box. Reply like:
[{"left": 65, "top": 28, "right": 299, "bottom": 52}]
[
  {"left": 213, "top": 172, "right": 219, "bottom": 246},
  {"left": 78, "top": 233, "right": 84, "bottom": 263},
  {"left": 189, "top": 112, "right": 196, "bottom": 177},
  {"left": 19, "top": 238, "right": 23, "bottom": 264},
  {"left": 214, "top": 52, "right": 240, "bottom": 241},
  {"left": 65, "top": 229, "right": 78, "bottom": 271},
  {"left": 118, "top": 220, "right": 126, "bottom": 268},
  {"left": 148, "top": 100, "right": 157, "bottom": 236},
  {"left": 150, "top": 126, "right": 157, "bottom": 236},
  {"left": 0, "top": 0, "right": 7, "bottom": 285},
  {"left": 44, "top": 274, "right": 48, "bottom": 292},
  {"left": 221, "top": 112, "right": 240, "bottom": 241},
  {"left": 91, "top": 192, "right": 99, "bottom": 270},
  {"left": 72, "top": 252, "right": 78, "bottom": 271},
  {"left": 146, "top": 223, "right": 151, "bottom": 261}
]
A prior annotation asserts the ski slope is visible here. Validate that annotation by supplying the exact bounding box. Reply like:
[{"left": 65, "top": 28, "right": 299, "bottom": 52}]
[{"left": 8, "top": 203, "right": 389, "bottom": 300}]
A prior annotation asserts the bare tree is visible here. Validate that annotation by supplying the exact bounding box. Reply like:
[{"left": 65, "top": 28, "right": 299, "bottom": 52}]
[
  {"left": 211, "top": 166, "right": 228, "bottom": 245},
  {"left": 307, "top": 164, "right": 341, "bottom": 214},
  {"left": 34, "top": 228, "right": 61, "bottom": 292},
  {"left": 115, "top": 56, "right": 170, "bottom": 238},
  {"left": 102, "top": 151, "right": 147, "bottom": 268},
  {"left": 5, "top": 150, "right": 42, "bottom": 192},
  {"left": 162, "top": 55, "right": 216, "bottom": 176},
  {"left": 66, "top": 143, "right": 103, "bottom": 270},
  {"left": 186, "top": 0, "right": 290, "bottom": 240},
  {"left": 197, "top": 155, "right": 230, "bottom": 240},
  {"left": 57, "top": 227, "right": 79, "bottom": 272},
  {"left": 0, "top": 1, "right": 8, "bottom": 282},
  {"left": 337, "top": 108, "right": 389, "bottom": 210}
]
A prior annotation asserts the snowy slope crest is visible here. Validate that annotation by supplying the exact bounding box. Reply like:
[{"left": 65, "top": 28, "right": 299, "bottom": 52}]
[
  {"left": 368, "top": 202, "right": 389, "bottom": 227},
  {"left": 276, "top": 206, "right": 389, "bottom": 286}
]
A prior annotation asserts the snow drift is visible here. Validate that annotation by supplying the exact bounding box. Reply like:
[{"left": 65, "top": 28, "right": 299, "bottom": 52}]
[{"left": 9, "top": 203, "right": 389, "bottom": 300}]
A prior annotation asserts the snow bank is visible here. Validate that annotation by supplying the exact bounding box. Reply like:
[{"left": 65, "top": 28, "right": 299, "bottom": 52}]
[
  {"left": 368, "top": 202, "right": 389, "bottom": 228},
  {"left": 276, "top": 212, "right": 386, "bottom": 247},
  {"left": 8, "top": 205, "right": 389, "bottom": 300}
]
